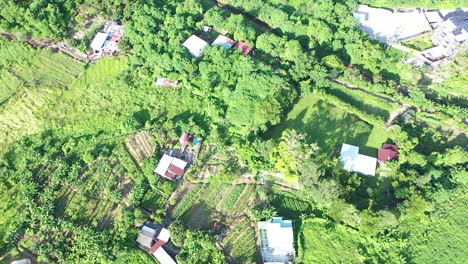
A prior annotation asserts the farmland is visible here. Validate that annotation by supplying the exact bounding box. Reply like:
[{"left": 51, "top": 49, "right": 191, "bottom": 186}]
[{"left": 0, "top": 0, "right": 467, "bottom": 263}]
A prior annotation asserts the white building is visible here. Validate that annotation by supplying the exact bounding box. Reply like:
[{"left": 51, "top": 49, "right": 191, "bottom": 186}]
[
  {"left": 183, "top": 35, "right": 209, "bottom": 57},
  {"left": 354, "top": 5, "right": 431, "bottom": 43},
  {"left": 340, "top": 143, "right": 377, "bottom": 176},
  {"left": 258, "top": 217, "right": 295, "bottom": 264}
]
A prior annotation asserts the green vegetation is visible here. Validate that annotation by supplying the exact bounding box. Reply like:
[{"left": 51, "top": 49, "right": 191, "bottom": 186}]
[
  {"left": 0, "top": 0, "right": 467, "bottom": 263},
  {"left": 403, "top": 35, "right": 433, "bottom": 51},
  {"left": 297, "top": 218, "right": 364, "bottom": 263}
]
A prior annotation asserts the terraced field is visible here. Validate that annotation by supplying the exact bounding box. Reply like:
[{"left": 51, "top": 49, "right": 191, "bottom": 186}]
[{"left": 221, "top": 217, "right": 259, "bottom": 264}]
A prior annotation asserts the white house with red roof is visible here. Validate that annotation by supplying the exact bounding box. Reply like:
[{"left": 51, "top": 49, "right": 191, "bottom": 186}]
[
  {"left": 136, "top": 224, "right": 176, "bottom": 264},
  {"left": 155, "top": 154, "right": 188, "bottom": 180}
]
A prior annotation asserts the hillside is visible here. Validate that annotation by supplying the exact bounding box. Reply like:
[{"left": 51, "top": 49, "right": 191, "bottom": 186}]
[{"left": 0, "top": 0, "right": 467, "bottom": 263}]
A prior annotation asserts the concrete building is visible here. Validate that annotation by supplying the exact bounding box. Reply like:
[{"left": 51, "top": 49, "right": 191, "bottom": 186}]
[
  {"left": 354, "top": 5, "right": 431, "bottom": 43},
  {"left": 258, "top": 217, "right": 295, "bottom": 264}
]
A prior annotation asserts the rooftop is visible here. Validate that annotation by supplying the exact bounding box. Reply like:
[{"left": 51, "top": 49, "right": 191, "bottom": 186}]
[
  {"left": 212, "top": 35, "right": 236, "bottom": 49},
  {"left": 155, "top": 154, "right": 188, "bottom": 180},
  {"left": 258, "top": 217, "right": 295, "bottom": 263},
  {"left": 340, "top": 143, "right": 377, "bottom": 176},
  {"left": 183, "top": 35, "right": 209, "bottom": 57},
  {"left": 234, "top": 41, "right": 253, "bottom": 56},
  {"left": 354, "top": 5, "right": 431, "bottom": 43}
]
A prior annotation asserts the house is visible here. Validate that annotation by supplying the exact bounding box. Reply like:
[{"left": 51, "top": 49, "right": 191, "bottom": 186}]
[
  {"left": 136, "top": 224, "right": 176, "bottom": 264},
  {"left": 234, "top": 41, "right": 253, "bottom": 56},
  {"left": 340, "top": 143, "right": 377, "bottom": 176},
  {"left": 258, "top": 217, "right": 295, "bottom": 264},
  {"left": 183, "top": 35, "right": 209, "bottom": 57},
  {"left": 155, "top": 77, "right": 179, "bottom": 87},
  {"left": 211, "top": 35, "right": 236, "bottom": 49},
  {"left": 137, "top": 225, "right": 158, "bottom": 250},
  {"left": 378, "top": 144, "right": 399, "bottom": 164},
  {"left": 89, "top": 22, "right": 124, "bottom": 59},
  {"left": 155, "top": 154, "right": 188, "bottom": 180}
]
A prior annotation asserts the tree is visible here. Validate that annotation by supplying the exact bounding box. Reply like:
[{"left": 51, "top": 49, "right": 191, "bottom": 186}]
[
  {"left": 270, "top": 129, "right": 319, "bottom": 181},
  {"left": 176, "top": 230, "right": 226, "bottom": 264}
]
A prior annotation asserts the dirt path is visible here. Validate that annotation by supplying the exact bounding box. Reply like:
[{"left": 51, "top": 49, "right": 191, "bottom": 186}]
[{"left": 0, "top": 31, "right": 90, "bottom": 62}]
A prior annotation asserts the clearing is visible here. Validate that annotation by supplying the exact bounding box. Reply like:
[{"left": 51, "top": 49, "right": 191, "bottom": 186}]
[{"left": 267, "top": 96, "right": 391, "bottom": 158}]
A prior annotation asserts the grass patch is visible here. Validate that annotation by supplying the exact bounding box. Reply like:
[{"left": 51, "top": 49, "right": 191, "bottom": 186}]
[
  {"left": 403, "top": 35, "right": 433, "bottom": 51},
  {"left": 297, "top": 218, "right": 364, "bottom": 264},
  {"left": 267, "top": 96, "right": 389, "bottom": 158}
]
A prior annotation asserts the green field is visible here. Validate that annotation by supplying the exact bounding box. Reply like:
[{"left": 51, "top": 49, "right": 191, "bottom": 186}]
[
  {"left": 268, "top": 96, "right": 390, "bottom": 158},
  {"left": 297, "top": 218, "right": 364, "bottom": 264}
]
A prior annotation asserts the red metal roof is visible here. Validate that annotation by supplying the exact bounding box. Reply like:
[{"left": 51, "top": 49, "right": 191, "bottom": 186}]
[
  {"left": 234, "top": 41, "right": 253, "bottom": 56},
  {"left": 164, "top": 171, "right": 176, "bottom": 180},
  {"left": 109, "top": 35, "right": 121, "bottom": 42},
  {"left": 149, "top": 239, "right": 166, "bottom": 254},
  {"left": 378, "top": 144, "right": 399, "bottom": 163},
  {"left": 168, "top": 164, "right": 185, "bottom": 176}
]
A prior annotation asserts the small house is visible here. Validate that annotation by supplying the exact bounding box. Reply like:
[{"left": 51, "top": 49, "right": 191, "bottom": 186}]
[
  {"left": 378, "top": 144, "right": 399, "bottom": 164},
  {"left": 234, "top": 41, "right": 253, "bottom": 56},
  {"left": 183, "top": 35, "right": 209, "bottom": 57},
  {"left": 155, "top": 77, "right": 179, "bottom": 87},
  {"left": 136, "top": 224, "right": 176, "bottom": 264},
  {"left": 89, "top": 22, "right": 124, "bottom": 59},
  {"left": 155, "top": 154, "right": 188, "bottom": 180},
  {"left": 211, "top": 35, "right": 236, "bottom": 49},
  {"left": 258, "top": 217, "right": 295, "bottom": 264},
  {"left": 340, "top": 143, "right": 377, "bottom": 176}
]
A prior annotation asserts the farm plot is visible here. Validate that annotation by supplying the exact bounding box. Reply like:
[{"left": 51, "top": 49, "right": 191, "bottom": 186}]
[
  {"left": 0, "top": 87, "right": 62, "bottom": 148},
  {"left": 55, "top": 156, "right": 135, "bottom": 229},
  {"left": 125, "top": 130, "right": 155, "bottom": 163},
  {"left": 172, "top": 183, "right": 255, "bottom": 221},
  {"left": 221, "top": 217, "right": 260, "bottom": 264},
  {"left": 267, "top": 190, "right": 314, "bottom": 219}
]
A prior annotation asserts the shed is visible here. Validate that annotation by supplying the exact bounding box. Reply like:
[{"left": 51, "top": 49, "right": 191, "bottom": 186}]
[
  {"left": 378, "top": 144, "right": 399, "bottom": 163},
  {"left": 212, "top": 35, "right": 236, "bottom": 49},
  {"left": 155, "top": 77, "right": 179, "bottom": 87},
  {"left": 90, "top": 32, "right": 109, "bottom": 51},
  {"left": 234, "top": 41, "right": 253, "bottom": 55},
  {"left": 183, "top": 35, "right": 209, "bottom": 57}
]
